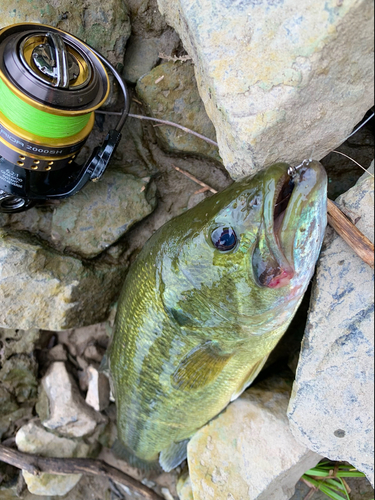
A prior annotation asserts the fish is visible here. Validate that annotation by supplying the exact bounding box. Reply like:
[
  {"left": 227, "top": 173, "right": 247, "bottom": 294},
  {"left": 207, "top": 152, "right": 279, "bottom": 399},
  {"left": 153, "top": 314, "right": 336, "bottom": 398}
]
[{"left": 107, "top": 160, "right": 327, "bottom": 472}]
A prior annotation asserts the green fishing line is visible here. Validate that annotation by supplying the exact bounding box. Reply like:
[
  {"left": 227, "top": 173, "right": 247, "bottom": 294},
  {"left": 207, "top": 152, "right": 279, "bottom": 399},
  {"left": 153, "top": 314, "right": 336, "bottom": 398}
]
[{"left": 0, "top": 77, "right": 92, "bottom": 139}]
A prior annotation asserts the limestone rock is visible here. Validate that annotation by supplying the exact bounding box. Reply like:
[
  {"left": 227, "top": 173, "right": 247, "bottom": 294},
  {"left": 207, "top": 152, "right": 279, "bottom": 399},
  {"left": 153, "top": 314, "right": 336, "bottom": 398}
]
[
  {"left": 136, "top": 61, "right": 221, "bottom": 162},
  {"left": 16, "top": 421, "right": 90, "bottom": 496},
  {"left": 188, "top": 376, "right": 322, "bottom": 500},
  {"left": 37, "top": 361, "right": 104, "bottom": 438},
  {"left": 49, "top": 171, "right": 157, "bottom": 259},
  {"left": 0, "top": 328, "right": 40, "bottom": 360},
  {"left": 0, "top": 228, "right": 126, "bottom": 330},
  {"left": 288, "top": 164, "right": 374, "bottom": 486},
  {"left": 85, "top": 365, "right": 110, "bottom": 412},
  {"left": 177, "top": 473, "right": 194, "bottom": 500},
  {"left": 157, "top": 0, "right": 374, "bottom": 179},
  {"left": 0, "top": 354, "right": 38, "bottom": 404},
  {"left": 0, "top": 0, "right": 131, "bottom": 66}
]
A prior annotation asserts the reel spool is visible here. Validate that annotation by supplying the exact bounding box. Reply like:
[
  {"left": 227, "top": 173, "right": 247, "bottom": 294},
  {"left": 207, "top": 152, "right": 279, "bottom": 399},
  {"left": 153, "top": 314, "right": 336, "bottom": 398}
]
[{"left": 0, "top": 23, "right": 129, "bottom": 213}]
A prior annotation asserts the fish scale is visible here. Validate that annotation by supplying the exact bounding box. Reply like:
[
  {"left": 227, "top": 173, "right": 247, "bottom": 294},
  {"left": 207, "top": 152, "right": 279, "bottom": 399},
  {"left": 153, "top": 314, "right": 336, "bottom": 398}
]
[{"left": 108, "top": 161, "right": 327, "bottom": 471}]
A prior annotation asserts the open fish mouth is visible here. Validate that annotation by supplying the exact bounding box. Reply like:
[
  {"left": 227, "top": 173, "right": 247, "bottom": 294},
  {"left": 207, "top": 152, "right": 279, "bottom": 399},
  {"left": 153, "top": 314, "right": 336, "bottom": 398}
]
[
  {"left": 273, "top": 175, "right": 295, "bottom": 244},
  {"left": 253, "top": 160, "right": 326, "bottom": 289}
]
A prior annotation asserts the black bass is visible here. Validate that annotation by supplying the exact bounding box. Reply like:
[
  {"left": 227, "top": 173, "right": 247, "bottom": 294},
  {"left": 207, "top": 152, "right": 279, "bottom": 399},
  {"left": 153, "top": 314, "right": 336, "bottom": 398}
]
[{"left": 108, "top": 160, "right": 327, "bottom": 471}]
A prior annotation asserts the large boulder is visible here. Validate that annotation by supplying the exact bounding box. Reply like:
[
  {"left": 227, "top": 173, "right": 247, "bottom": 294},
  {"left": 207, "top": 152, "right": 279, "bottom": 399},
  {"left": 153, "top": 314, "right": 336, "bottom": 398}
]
[
  {"left": 0, "top": 228, "right": 126, "bottom": 330},
  {"left": 187, "top": 376, "right": 322, "bottom": 500},
  {"left": 288, "top": 164, "right": 374, "bottom": 485},
  {"left": 0, "top": 0, "right": 131, "bottom": 66},
  {"left": 157, "top": 0, "right": 374, "bottom": 179},
  {"left": 136, "top": 61, "right": 221, "bottom": 162}
]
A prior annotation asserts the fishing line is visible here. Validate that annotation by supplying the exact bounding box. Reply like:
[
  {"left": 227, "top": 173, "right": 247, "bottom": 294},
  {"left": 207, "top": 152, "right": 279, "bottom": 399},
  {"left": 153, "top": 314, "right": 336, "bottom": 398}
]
[{"left": 0, "top": 78, "right": 92, "bottom": 139}]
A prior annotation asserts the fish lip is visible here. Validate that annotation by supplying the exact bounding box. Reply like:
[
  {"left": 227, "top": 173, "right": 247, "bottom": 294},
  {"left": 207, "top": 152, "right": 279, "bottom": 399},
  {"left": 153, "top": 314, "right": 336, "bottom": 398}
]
[{"left": 254, "top": 160, "right": 326, "bottom": 289}]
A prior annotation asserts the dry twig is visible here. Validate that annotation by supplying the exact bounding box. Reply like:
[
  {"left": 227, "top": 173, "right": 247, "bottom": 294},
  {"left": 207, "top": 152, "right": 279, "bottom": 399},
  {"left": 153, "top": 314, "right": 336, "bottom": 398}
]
[
  {"left": 0, "top": 445, "right": 163, "bottom": 500},
  {"left": 171, "top": 165, "right": 218, "bottom": 194},
  {"left": 327, "top": 199, "right": 374, "bottom": 269}
]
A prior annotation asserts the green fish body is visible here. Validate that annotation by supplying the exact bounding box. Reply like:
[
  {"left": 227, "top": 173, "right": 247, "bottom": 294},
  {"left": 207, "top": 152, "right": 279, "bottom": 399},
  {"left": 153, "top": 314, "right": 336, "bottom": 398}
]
[{"left": 108, "top": 161, "right": 327, "bottom": 471}]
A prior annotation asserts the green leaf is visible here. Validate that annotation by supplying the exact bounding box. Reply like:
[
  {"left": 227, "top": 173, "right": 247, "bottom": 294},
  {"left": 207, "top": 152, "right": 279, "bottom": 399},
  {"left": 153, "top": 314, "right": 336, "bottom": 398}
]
[
  {"left": 318, "top": 484, "right": 346, "bottom": 500},
  {"left": 336, "top": 471, "right": 366, "bottom": 478}
]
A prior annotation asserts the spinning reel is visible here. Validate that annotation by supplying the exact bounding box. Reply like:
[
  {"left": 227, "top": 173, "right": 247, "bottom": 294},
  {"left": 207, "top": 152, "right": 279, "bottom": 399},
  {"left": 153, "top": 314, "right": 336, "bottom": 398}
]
[{"left": 0, "top": 23, "right": 129, "bottom": 213}]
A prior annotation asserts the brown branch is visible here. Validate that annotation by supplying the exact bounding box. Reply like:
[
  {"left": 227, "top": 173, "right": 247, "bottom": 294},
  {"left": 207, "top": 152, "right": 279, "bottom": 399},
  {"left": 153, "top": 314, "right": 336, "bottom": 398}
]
[
  {"left": 0, "top": 445, "right": 162, "bottom": 500},
  {"left": 171, "top": 165, "right": 218, "bottom": 194},
  {"left": 327, "top": 199, "right": 374, "bottom": 269}
]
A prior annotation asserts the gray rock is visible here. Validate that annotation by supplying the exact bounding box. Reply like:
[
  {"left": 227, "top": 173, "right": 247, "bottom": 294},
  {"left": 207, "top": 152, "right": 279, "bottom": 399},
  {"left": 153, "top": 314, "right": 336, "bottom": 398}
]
[
  {"left": 49, "top": 171, "right": 157, "bottom": 259},
  {"left": 0, "top": 328, "right": 40, "bottom": 361},
  {"left": 0, "top": 355, "right": 38, "bottom": 404},
  {"left": 123, "top": 30, "right": 182, "bottom": 84},
  {"left": 157, "top": 0, "right": 374, "bottom": 179},
  {"left": 0, "top": 0, "right": 131, "bottom": 66},
  {"left": 123, "top": 35, "right": 161, "bottom": 83},
  {"left": 37, "top": 361, "right": 104, "bottom": 438},
  {"left": 16, "top": 421, "right": 90, "bottom": 496},
  {"left": 187, "top": 377, "right": 322, "bottom": 500},
  {"left": 0, "top": 228, "right": 126, "bottom": 330},
  {"left": 288, "top": 164, "right": 374, "bottom": 486},
  {"left": 136, "top": 61, "right": 221, "bottom": 162}
]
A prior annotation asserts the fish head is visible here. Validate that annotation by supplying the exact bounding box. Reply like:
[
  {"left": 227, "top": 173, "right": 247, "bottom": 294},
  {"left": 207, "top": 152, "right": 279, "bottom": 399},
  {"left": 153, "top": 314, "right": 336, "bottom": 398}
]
[{"left": 163, "top": 160, "right": 327, "bottom": 336}]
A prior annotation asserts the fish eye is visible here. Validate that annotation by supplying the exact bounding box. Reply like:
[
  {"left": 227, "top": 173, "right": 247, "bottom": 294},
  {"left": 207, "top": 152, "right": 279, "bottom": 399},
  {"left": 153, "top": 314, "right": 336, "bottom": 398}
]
[{"left": 211, "top": 226, "right": 237, "bottom": 252}]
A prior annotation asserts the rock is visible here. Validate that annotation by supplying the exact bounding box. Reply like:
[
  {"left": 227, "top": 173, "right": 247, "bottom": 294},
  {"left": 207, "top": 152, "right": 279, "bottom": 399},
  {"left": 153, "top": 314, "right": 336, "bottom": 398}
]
[
  {"left": 136, "top": 61, "right": 221, "bottom": 162},
  {"left": 188, "top": 376, "right": 322, "bottom": 500},
  {"left": 85, "top": 365, "right": 110, "bottom": 412},
  {"left": 123, "top": 30, "right": 181, "bottom": 83},
  {"left": 0, "top": 354, "right": 38, "bottom": 404},
  {"left": 123, "top": 35, "right": 161, "bottom": 83},
  {"left": 0, "top": 328, "right": 40, "bottom": 361},
  {"left": 47, "top": 344, "right": 68, "bottom": 362},
  {"left": 0, "top": 228, "right": 126, "bottom": 330},
  {"left": 57, "top": 322, "right": 112, "bottom": 358},
  {"left": 49, "top": 171, "right": 157, "bottom": 259},
  {"left": 157, "top": 0, "right": 374, "bottom": 179},
  {"left": 288, "top": 163, "right": 374, "bottom": 486},
  {"left": 16, "top": 421, "right": 90, "bottom": 496},
  {"left": 0, "top": 0, "right": 131, "bottom": 66},
  {"left": 177, "top": 472, "right": 194, "bottom": 500},
  {"left": 37, "top": 361, "right": 104, "bottom": 438}
]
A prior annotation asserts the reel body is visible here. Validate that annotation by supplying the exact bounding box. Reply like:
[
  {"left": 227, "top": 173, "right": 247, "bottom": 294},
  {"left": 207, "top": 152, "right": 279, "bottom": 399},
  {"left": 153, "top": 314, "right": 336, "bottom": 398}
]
[{"left": 0, "top": 23, "right": 129, "bottom": 213}]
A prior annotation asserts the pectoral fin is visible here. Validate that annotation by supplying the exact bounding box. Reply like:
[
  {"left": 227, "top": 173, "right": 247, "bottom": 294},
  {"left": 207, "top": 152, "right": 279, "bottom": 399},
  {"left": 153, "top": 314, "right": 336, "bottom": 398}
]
[
  {"left": 172, "top": 341, "right": 232, "bottom": 391},
  {"left": 159, "top": 439, "right": 189, "bottom": 472},
  {"left": 230, "top": 354, "right": 269, "bottom": 402}
]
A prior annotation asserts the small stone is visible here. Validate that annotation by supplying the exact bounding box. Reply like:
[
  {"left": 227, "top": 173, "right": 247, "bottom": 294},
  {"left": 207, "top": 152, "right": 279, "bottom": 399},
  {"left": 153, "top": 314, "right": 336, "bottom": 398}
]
[
  {"left": 161, "top": 487, "right": 174, "bottom": 500},
  {"left": 38, "top": 362, "right": 104, "bottom": 438},
  {"left": 288, "top": 164, "right": 374, "bottom": 486},
  {"left": 16, "top": 421, "right": 90, "bottom": 497},
  {"left": 85, "top": 366, "right": 110, "bottom": 412},
  {"left": 84, "top": 345, "right": 105, "bottom": 363},
  {"left": 177, "top": 473, "right": 194, "bottom": 500},
  {"left": 188, "top": 376, "right": 322, "bottom": 500},
  {"left": 47, "top": 344, "right": 68, "bottom": 362}
]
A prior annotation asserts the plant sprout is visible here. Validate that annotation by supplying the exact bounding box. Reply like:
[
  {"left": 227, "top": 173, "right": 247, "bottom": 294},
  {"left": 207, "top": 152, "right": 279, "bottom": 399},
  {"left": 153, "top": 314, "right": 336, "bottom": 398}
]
[{"left": 302, "top": 461, "right": 373, "bottom": 500}]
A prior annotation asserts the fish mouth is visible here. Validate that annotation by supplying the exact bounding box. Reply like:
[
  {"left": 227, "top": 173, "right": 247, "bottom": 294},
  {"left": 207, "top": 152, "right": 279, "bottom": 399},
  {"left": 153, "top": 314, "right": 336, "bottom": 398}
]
[
  {"left": 253, "top": 161, "right": 326, "bottom": 289},
  {"left": 273, "top": 175, "right": 295, "bottom": 246}
]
